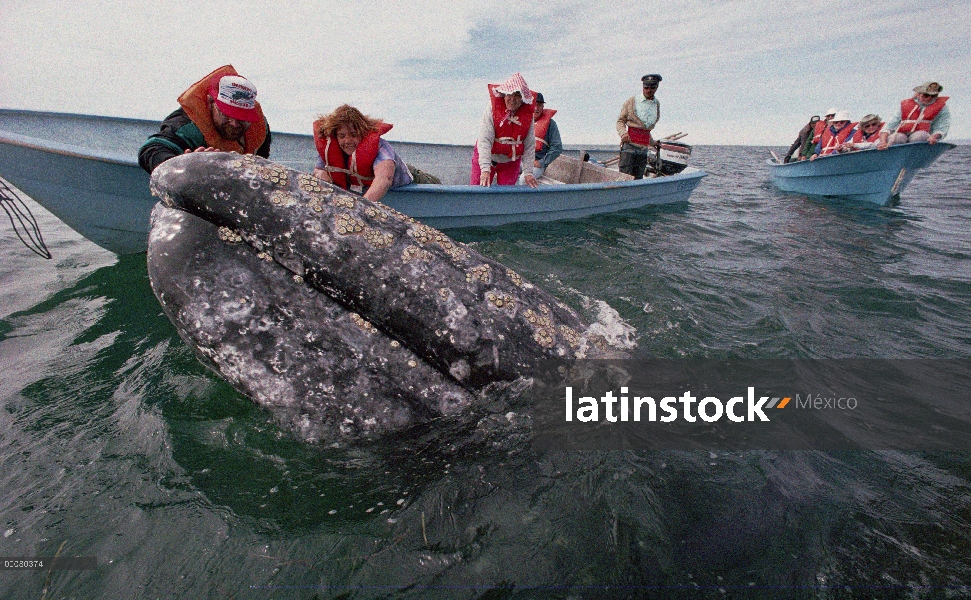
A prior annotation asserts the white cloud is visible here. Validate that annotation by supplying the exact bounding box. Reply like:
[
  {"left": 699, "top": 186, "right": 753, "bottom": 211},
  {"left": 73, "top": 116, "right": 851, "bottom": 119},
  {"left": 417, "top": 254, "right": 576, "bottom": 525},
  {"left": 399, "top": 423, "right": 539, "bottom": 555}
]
[{"left": 1, "top": 1, "right": 968, "bottom": 145}]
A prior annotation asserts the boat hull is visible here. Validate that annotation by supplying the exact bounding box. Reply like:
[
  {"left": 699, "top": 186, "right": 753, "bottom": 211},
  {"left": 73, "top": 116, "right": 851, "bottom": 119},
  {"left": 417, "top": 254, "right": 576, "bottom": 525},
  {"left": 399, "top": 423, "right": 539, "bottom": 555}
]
[
  {"left": 0, "top": 131, "right": 154, "bottom": 255},
  {"left": 767, "top": 141, "right": 953, "bottom": 206},
  {"left": 382, "top": 168, "right": 705, "bottom": 229}
]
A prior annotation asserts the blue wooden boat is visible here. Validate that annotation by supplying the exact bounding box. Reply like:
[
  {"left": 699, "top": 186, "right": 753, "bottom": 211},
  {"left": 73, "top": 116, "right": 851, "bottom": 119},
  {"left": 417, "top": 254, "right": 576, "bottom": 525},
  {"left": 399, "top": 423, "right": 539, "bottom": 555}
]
[
  {"left": 0, "top": 109, "right": 706, "bottom": 255},
  {"left": 766, "top": 141, "right": 954, "bottom": 206}
]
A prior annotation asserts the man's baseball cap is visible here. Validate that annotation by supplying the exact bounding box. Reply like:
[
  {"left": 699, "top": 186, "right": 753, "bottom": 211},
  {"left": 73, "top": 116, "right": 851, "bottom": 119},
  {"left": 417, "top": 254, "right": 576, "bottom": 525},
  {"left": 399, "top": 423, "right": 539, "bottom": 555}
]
[{"left": 208, "top": 75, "right": 260, "bottom": 122}]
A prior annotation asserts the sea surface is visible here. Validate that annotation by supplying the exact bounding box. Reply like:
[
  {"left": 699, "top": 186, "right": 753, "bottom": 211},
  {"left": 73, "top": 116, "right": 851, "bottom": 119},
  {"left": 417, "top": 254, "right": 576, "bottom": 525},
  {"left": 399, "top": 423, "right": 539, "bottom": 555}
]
[{"left": 1, "top": 123, "right": 970, "bottom": 598}]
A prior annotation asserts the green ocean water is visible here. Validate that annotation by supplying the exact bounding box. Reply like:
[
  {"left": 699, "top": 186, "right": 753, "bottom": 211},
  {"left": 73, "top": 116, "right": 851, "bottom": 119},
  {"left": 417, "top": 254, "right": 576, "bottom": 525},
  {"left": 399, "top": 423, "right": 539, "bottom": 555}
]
[{"left": 1, "top": 142, "right": 970, "bottom": 598}]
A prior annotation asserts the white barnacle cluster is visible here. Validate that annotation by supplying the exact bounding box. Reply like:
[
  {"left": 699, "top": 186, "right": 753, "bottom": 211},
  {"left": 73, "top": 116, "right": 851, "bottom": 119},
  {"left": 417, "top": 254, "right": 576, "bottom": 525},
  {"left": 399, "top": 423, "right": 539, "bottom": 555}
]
[
  {"left": 401, "top": 245, "right": 433, "bottom": 264},
  {"left": 306, "top": 192, "right": 327, "bottom": 213},
  {"left": 217, "top": 226, "right": 243, "bottom": 243},
  {"left": 297, "top": 173, "right": 324, "bottom": 193},
  {"left": 269, "top": 190, "right": 296, "bottom": 207},
  {"left": 350, "top": 312, "right": 378, "bottom": 334},
  {"left": 485, "top": 291, "right": 515, "bottom": 309},
  {"left": 558, "top": 325, "right": 582, "bottom": 348},
  {"left": 334, "top": 213, "right": 365, "bottom": 235},
  {"left": 523, "top": 307, "right": 556, "bottom": 348},
  {"left": 363, "top": 228, "right": 394, "bottom": 249},
  {"left": 333, "top": 195, "right": 357, "bottom": 209},
  {"left": 256, "top": 163, "right": 288, "bottom": 187},
  {"left": 364, "top": 206, "right": 389, "bottom": 221},
  {"left": 377, "top": 203, "right": 417, "bottom": 224},
  {"left": 408, "top": 224, "right": 469, "bottom": 262},
  {"left": 466, "top": 264, "right": 492, "bottom": 284}
]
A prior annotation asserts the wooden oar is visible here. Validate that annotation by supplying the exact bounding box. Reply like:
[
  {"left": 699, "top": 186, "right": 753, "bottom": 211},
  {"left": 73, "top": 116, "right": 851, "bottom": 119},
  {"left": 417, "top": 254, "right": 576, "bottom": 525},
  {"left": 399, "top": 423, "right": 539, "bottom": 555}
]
[{"left": 769, "top": 150, "right": 782, "bottom": 164}]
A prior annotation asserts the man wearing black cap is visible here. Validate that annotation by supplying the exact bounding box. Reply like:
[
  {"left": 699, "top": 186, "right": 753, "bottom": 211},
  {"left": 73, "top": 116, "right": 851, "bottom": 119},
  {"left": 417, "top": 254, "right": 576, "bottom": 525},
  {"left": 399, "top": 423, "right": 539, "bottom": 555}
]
[
  {"left": 615, "top": 74, "right": 662, "bottom": 179},
  {"left": 531, "top": 92, "right": 563, "bottom": 179}
]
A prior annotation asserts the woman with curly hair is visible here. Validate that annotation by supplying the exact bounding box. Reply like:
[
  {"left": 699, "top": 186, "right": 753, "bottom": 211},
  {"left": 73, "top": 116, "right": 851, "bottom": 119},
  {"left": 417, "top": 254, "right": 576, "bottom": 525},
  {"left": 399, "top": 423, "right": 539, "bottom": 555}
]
[{"left": 313, "top": 104, "right": 436, "bottom": 202}]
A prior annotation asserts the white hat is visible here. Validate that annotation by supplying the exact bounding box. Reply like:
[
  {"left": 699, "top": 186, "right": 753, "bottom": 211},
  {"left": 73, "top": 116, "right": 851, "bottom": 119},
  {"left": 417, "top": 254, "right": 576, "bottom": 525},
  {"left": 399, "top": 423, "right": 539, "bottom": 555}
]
[
  {"left": 825, "top": 107, "right": 838, "bottom": 117},
  {"left": 831, "top": 110, "right": 851, "bottom": 122}
]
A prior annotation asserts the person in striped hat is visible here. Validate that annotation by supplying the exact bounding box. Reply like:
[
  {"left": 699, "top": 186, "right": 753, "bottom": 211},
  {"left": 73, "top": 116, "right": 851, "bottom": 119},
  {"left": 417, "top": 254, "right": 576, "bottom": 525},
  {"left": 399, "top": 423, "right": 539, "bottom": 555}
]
[{"left": 471, "top": 73, "right": 539, "bottom": 188}]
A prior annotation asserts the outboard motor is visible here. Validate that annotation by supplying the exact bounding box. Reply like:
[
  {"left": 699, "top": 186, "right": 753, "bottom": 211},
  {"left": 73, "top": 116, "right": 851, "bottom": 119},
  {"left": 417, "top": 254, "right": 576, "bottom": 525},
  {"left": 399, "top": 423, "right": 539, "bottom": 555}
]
[{"left": 647, "top": 140, "right": 691, "bottom": 175}]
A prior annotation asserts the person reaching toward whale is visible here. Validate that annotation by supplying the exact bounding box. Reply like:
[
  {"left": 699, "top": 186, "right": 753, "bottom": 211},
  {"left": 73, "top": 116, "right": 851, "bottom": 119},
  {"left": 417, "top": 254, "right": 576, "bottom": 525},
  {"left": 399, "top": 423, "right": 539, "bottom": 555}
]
[
  {"left": 471, "top": 73, "right": 539, "bottom": 188},
  {"left": 138, "top": 65, "right": 272, "bottom": 174},
  {"left": 312, "top": 104, "right": 439, "bottom": 203}
]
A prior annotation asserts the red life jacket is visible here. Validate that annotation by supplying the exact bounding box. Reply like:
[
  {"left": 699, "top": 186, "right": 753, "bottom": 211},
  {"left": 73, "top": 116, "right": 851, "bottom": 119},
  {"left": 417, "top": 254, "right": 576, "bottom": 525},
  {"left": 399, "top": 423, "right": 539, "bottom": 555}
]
[
  {"left": 627, "top": 126, "right": 652, "bottom": 146},
  {"left": 897, "top": 96, "right": 949, "bottom": 134},
  {"left": 533, "top": 108, "right": 557, "bottom": 153},
  {"left": 819, "top": 122, "right": 857, "bottom": 155},
  {"left": 313, "top": 121, "right": 393, "bottom": 191},
  {"left": 488, "top": 84, "right": 533, "bottom": 160},
  {"left": 850, "top": 122, "right": 885, "bottom": 144},
  {"left": 811, "top": 120, "right": 827, "bottom": 144}
]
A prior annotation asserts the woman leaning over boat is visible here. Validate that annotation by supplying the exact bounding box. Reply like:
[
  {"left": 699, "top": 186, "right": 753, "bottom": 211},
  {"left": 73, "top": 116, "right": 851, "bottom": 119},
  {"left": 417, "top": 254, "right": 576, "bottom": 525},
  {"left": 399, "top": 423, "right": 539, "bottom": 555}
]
[
  {"left": 471, "top": 73, "right": 539, "bottom": 188},
  {"left": 313, "top": 105, "right": 438, "bottom": 202}
]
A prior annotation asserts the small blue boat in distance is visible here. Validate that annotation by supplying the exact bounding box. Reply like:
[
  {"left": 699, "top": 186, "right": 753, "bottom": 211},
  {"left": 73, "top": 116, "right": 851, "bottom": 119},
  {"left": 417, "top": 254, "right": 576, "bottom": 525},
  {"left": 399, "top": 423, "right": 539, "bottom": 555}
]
[{"left": 766, "top": 141, "right": 954, "bottom": 206}]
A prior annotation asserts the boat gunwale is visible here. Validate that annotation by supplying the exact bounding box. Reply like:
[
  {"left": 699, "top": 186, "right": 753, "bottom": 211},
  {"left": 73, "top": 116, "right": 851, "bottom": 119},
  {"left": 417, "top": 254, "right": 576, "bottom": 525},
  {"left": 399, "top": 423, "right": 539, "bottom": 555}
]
[
  {"left": 0, "top": 129, "right": 140, "bottom": 168},
  {"left": 1, "top": 122, "right": 706, "bottom": 195},
  {"left": 389, "top": 167, "right": 706, "bottom": 195},
  {"left": 765, "top": 140, "right": 956, "bottom": 173}
]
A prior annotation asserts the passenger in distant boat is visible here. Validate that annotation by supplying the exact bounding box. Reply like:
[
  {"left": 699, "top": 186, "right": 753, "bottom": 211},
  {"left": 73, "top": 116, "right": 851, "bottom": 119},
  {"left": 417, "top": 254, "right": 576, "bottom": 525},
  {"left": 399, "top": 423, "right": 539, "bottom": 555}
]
[
  {"left": 878, "top": 82, "right": 950, "bottom": 150},
  {"left": 138, "top": 65, "right": 271, "bottom": 174},
  {"left": 784, "top": 115, "right": 820, "bottom": 163},
  {"left": 312, "top": 105, "right": 438, "bottom": 202},
  {"left": 472, "top": 73, "right": 539, "bottom": 188},
  {"left": 616, "top": 74, "right": 662, "bottom": 178},
  {"left": 839, "top": 114, "right": 884, "bottom": 152},
  {"left": 796, "top": 108, "right": 838, "bottom": 161},
  {"left": 811, "top": 111, "right": 856, "bottom": 159},
  {"left": 531, "top": 92, "right": 562, "bottom": 179}
]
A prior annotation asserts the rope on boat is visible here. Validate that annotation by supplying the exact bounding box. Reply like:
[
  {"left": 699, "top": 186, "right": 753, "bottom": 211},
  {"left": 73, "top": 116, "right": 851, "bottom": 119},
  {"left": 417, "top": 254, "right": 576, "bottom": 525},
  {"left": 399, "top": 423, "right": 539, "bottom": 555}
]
[{"left": 0, "top": 177, "right": 52, "bottom": 259}]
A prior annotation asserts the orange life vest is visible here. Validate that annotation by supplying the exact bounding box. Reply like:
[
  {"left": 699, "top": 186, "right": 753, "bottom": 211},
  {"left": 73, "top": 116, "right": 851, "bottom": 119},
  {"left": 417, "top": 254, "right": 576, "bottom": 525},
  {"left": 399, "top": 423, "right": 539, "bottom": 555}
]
[
  {"left": 819, "top": 122, "right": 857, "bottom": 155},
  {"left": 488, "top": 84, "right": 533, "bottom": 160},
  {"left": 313, "top": 121, "right": 393, "bottom": 191},
  {"left": 533, "top": 108, "right": 557, "bottom": 152},
  {"left": 177, "top": 64, "right": 268, "bottom": 154},
  {"left": 850, "top": 122, "right": 885, "bottom": 144},
  {"left": 811, "top": 120, "right": 827, "bottom": 144},
  {"left": 896, "top": 96, "right": 949, "bottom": 134}
]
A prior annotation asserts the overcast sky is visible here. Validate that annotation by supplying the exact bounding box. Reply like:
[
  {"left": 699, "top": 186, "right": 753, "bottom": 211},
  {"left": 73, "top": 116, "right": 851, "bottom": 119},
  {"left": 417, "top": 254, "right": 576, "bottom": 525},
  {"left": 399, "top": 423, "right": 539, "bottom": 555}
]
[{"left": 2, "top": 1, "right": 968, "bottom": 146}]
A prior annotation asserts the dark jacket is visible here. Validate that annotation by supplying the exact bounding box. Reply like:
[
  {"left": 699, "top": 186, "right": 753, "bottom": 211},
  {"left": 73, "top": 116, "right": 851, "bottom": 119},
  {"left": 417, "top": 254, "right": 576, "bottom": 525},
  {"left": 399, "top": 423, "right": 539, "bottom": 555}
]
[
  {"left": 784, "top": 119, "right": 817, "bottom": 163},
  {"left": 137, "top": 108, "right": 272, "bottom": 173}
]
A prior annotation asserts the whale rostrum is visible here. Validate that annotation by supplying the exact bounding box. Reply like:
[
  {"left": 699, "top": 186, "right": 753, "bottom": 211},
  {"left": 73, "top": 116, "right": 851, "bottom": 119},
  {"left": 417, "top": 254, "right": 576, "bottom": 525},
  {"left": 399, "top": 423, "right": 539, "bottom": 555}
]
[{"left": 150, "top": 152, "right": 615, "bottom": 395}]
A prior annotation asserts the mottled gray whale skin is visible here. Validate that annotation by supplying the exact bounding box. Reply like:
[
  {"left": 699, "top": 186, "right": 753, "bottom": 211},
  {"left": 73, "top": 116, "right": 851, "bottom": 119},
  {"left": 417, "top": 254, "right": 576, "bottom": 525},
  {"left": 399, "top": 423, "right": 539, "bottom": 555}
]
[
  {"left": 150, "top": 152, "right": 612, "bottom": 391},
  {"left": 147, "top": 203, "right": 473, "bottom": 444}
]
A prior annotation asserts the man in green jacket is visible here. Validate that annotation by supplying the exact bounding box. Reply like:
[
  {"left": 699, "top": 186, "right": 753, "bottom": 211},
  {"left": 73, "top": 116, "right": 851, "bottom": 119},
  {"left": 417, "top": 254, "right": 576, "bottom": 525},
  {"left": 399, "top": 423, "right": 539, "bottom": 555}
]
[{"left": 138, "top": 65, "right": 271, "bottom": 174}]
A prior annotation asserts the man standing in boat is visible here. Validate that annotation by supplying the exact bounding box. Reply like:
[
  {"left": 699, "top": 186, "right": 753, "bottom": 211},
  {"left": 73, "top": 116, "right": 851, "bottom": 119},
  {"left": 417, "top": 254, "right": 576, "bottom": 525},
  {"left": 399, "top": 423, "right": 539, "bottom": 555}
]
[
  {"left": 616, "top": 74, "right": 661, "bottom": 179},
  {"left": 531, "top": 92, "right": 562, "bottom": 179},
  {"left": 138, "top": 65, "right": 271, "bottom": 174},
  {"left": 877, "top": 81, "right": 950, "bottom": 150}
]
